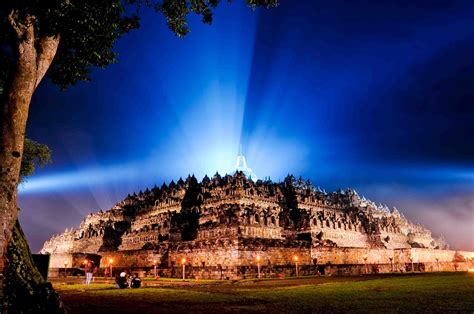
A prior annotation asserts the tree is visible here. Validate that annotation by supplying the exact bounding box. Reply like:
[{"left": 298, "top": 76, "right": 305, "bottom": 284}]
[
  {"left": 0, "top": 0, "right": 278, "bottom": 294},
  {"left": 4, "top": 140, "right": 63, "bottom": 313},
  {"left": 19, "top": 139, "right": 51, "bottom": 181}
]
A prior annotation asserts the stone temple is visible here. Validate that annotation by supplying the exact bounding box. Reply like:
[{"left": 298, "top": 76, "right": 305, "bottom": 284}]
[{"left": 41, "top": 154, "right": 473, "bottom": 279}]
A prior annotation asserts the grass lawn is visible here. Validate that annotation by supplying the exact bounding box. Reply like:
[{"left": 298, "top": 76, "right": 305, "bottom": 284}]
[{"left": 54, "top": 272, "right": 474, "bottom": 313}]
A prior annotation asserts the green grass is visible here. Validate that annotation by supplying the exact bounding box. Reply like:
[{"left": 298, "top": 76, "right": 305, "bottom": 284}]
[
  {"left": 55, "top": 273, "right": 474, "bottom": 313},
  {"left": 247, "top": 274, "right": 474, "bottom": 312},
  {"left": 141, "top": 277, "right": 221, "bottom": 282},
  {"left": 57, "top": 285, "right": 236, "bottom": 302}
]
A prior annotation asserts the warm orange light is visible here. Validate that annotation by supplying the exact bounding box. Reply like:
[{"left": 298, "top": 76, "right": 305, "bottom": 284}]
[
  {"left": 363, "top": 255, "right": 367, "bottom": 260},
  {"left": 468, "top": 268, "right": 474, "bottom": 273},
  {"left": 83, "top": 259, "right": 87, "bottom": 264},
  {"left": 256, "top": 255, "right": 261, "bottom": 262},
  {"left": 153, "top": 259, "right": 157, "bottom": 265},
  {"left": 181, "top": 258, "right": 186, "bottom": 265},
  {"left": 293, "top": 255, "right": 298, "bottom": 262},
  {"left": 109, "top": 258, "right": 113, "bottom": 264},
  {"left": 409, "top": 257, "right": 413, "bottom": 261}
]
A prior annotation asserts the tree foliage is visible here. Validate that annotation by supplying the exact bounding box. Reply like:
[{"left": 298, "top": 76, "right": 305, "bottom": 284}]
[
  {"left": 0, "top": 0, "right": 278, "bottom": 93},
  {"left": 20, "top": 139, "right": 51, "bottom": 181}
]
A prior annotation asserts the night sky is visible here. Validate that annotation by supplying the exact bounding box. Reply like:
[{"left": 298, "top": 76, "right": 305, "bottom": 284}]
[{"left": 19, "top": 1, "right": 473, "bottom": 252}]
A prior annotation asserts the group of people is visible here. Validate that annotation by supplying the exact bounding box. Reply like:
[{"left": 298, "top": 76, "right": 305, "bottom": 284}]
[
  {"left": 84, "top": 260, "right": 98, "bottom": 285},
  {"left": 115, "top": 271, "right": 141, "bottom": 289},
  {"left": 83, "top": 260, "right": 141, "bottom": 288}
]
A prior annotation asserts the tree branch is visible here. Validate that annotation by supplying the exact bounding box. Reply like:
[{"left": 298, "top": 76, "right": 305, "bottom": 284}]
[
  {"left": 35, "top": 35, "right": 60, "bottom": 89},
  {"left": 8, "top": 11, "right": 37, "bottom": 43},
  {"left": 7, "top": 10, "right": 23, "bottom": 38}
]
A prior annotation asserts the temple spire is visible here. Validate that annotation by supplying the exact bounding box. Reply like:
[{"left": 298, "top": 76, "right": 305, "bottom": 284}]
[{"left": 234, "top": 144, "right": 257, "bottom": 181}]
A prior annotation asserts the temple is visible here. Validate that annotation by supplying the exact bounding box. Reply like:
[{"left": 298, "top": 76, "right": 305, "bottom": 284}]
[{"left": 41, "top": 169, "right": 473, "bottom": 279}]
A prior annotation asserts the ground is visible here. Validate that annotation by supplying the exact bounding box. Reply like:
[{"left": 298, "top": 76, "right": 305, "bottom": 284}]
[{"left": 53, "top": 273, "right": 474, "bottom": 313}]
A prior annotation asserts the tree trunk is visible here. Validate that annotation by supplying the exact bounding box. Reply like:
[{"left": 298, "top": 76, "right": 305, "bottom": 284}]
[
  {"left": 0, "top": 13, "right": 60, "bottom": 304},
  {"left": 4, "top": 220, "right": 65, "bottom": 313},
  {"left": 0, "top": 20, "right": 38, "bottom": 290}
]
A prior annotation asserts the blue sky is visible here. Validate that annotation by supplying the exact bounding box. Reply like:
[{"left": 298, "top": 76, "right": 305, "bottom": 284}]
[{"left": 19, "top": 1, "right": 473, "bottom": 251}]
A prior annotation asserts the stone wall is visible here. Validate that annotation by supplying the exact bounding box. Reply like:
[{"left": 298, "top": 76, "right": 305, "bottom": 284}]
[
  {"left": 410, "top": 248, "right": 474, "bottom": 263},
  {"left": 47, "top": 246, "right": 474, "bottom": 280},
  {"left": 168, "top": 241, "right": 239, "bottom": 268},
  {"left": 379, "top": 231, "right": 410, "bottom": 249},
  {"left": 312, "top": 228, "right": 369, "bottom": 248},
  {"left": 119, "top": 231, "right": 163, "bottom": 251},
  {"left": 310, "top": 247, "right": 474, "bottom": 265},
  {"left": 48, "top": 253, "right": 73, "bottom": 269},
  {"left": 239, "top": 226, "right": 282, "bottom": 239},
  {"left": 72, "top": 236, "right": 103, "bottom": 254},
  {"left": 96, "top": 250, "right": 161, "bottom": 269},
  {"left": 196, "top": 226, "right": 239, "bottom": 241}
]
